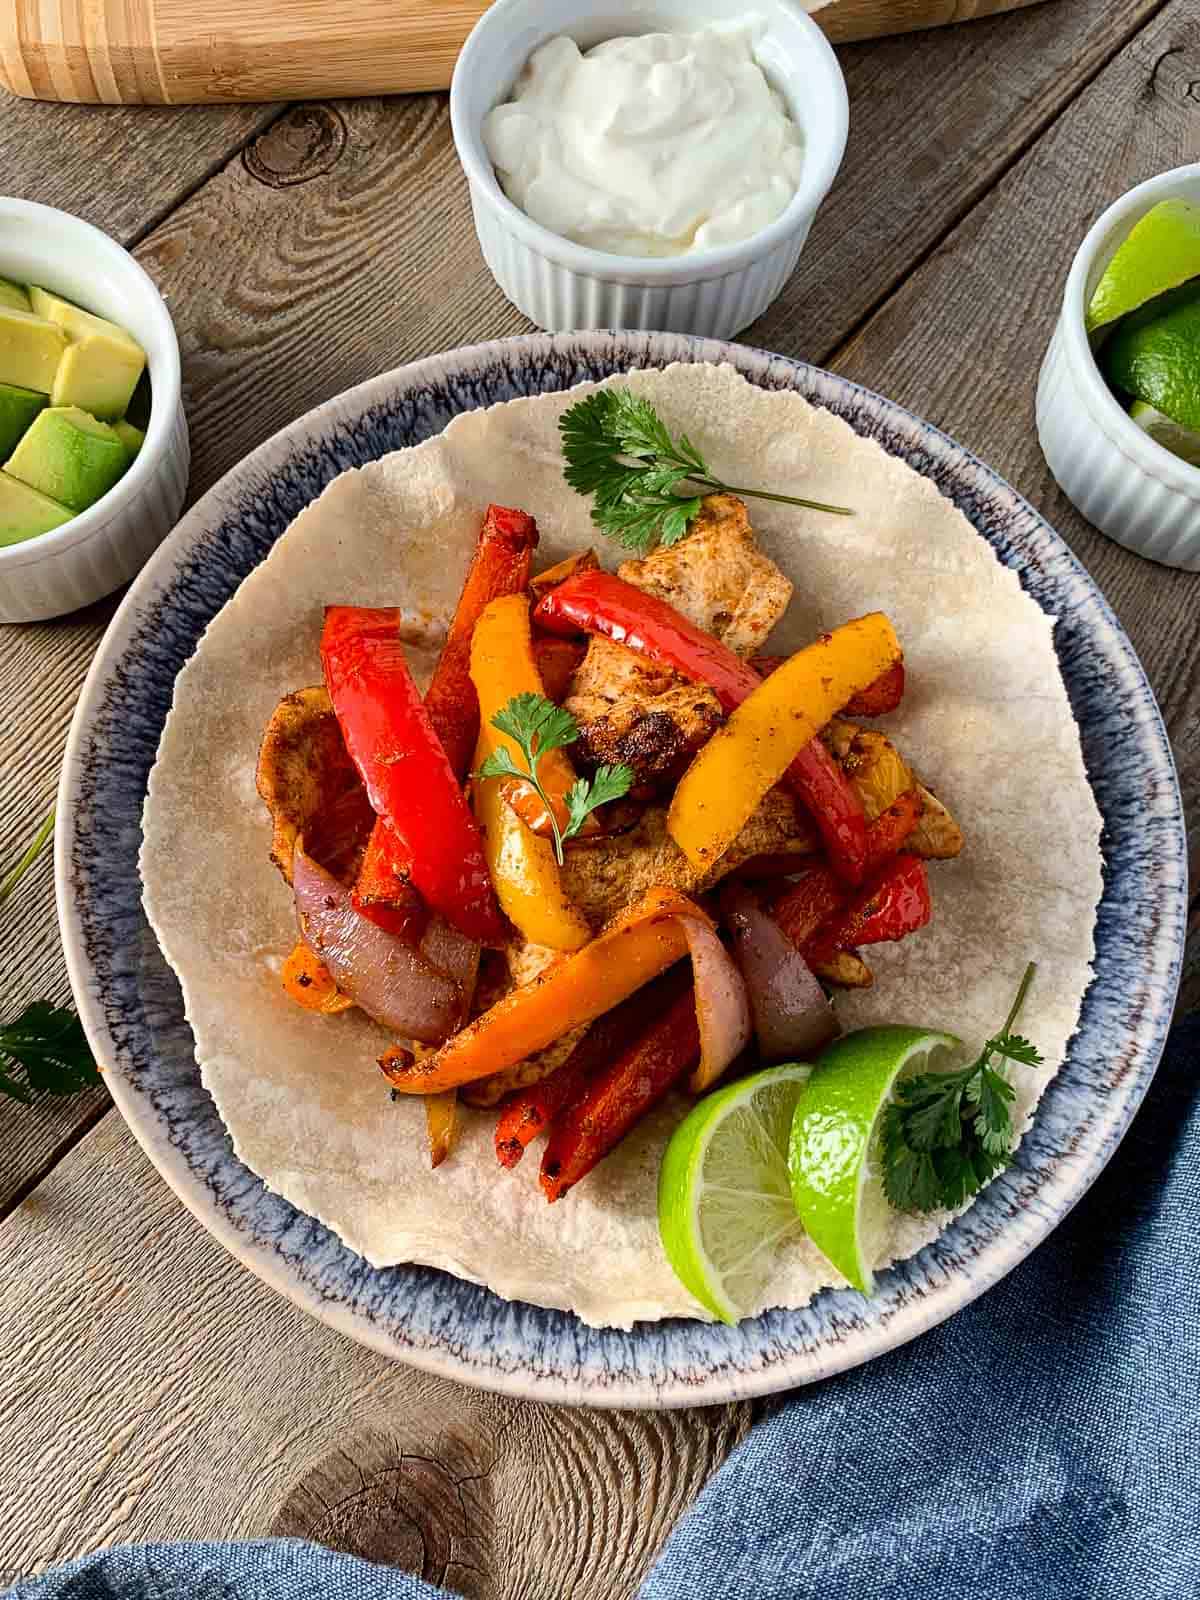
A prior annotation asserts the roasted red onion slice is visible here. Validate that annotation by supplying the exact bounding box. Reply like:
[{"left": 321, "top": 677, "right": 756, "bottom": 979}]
[
  {"left": 293, "top": 843, "right": 466, "bottom": 1043},
  {"left": 677, "top": 910, "right": 754, "bottom": 1092},
  {"left": 720, "top": 884, "right": 841, "bottom": 1063}
]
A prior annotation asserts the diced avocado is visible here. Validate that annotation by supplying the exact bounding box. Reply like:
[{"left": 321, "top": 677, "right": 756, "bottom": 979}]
[
  {"left": 0, "top": 307, "right": 68, "bottom": 395},
  {"left": 0, "top": 278, "right": 30, "bottom": 314},
  {"left": 0, "top": 382, "right": 47, "bottom": 460},
  {"left": 6, "top": 406, "right": 129, "bottom": 513},
  {"left": 0, "top": 471, "right": 73, "bottom": 547},
  {"left": 113, "top": 419, "right": 145, "bottom": 462},
  {"left": 29, "top": 288, "right": 146, "bottom": 421}
]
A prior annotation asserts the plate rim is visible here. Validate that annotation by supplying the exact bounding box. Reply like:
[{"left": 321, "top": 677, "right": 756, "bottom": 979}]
[{"left": 55, "top": 330, "right": 1186, "bottom": 1409}]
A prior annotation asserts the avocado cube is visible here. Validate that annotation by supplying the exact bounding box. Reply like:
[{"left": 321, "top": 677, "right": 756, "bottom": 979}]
[
  {"left": 0, "top": 382, "right": 47, "bottom": 460},
  {"left": 0, "top": 307, "right": 68, "bottom": 395},
  {"left": 112, "top": 419, "right": 145, "bottom": 462},
  {"left": 0, "top": 471, "right": 73, "bottom": 547},
  {"left": 29, "top": 288, "right": 146, "bottom": 421},
  {"left": 6, "top": 406, "right": 129, "bottom": 513},
  {"left": 0, "top": 278, "right": 30, "bottom": 314}
]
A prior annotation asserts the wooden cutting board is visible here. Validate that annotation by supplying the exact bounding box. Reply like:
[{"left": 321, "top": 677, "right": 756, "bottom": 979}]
[{"left": 0, "top": 1, "right": 1048, "bottom": 105}]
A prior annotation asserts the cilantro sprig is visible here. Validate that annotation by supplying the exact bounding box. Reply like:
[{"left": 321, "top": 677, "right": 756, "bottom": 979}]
[
  {"left": 882, "top": 963, "right": 1043, "bottom": 1214},
  {"left": 477, "top": 693, "right": 634, "bottom": 865},
  {"left": 0, "top": 1002, "right": 98, "bottom": 1104},
  {"left": 559, "top": 388, "right": 854, "bottom": 555},
  {"left": 0, "top": 806, "right": 100, "bottom": 1105}
]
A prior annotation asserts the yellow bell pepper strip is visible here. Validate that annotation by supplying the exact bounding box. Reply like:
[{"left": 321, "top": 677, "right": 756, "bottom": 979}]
[
  {"left": 668, "top": 613, "right": 902, "bottom": 872},
  {"left": 469, "top": 594, "right": 592, "bottom": 951},
  {"left": 381, "top": 887, "right": 698, "bottom": 1094}
]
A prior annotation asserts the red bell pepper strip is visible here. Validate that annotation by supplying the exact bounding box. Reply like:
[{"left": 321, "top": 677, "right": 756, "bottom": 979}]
[
  {"left": 350, "top": 822, "right": 429, "bottom": 942},
  {"left": 753, "top": 655, "right": 906, "bottom": 717},
  {"left": 321, "top": 606, "right": 505, "bottom": 945},
  {"left": 805, "top": 854, "right": 931, "bottom": 965},
  {"left": 534, "top": 571, "right": 871, "bottom": 883},
  {"left": 423, "top": 503, "right": 539, "bottom": 782},
  {"left": 540, "top": 980, "right": 701, "bottom": 1202},
  {"left": 493, "top": 971, "right": 684, "bottom": 1169}
]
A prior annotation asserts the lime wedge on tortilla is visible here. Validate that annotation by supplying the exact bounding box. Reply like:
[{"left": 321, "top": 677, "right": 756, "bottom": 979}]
[
  {"left": 788, "top": 1027, "right": 960, "bottom": 1296},
  {"left": 1087, "top": 199, "right": 1200, "bottom": 336},
  {"left": 1129, "top": 399, "right": 1200, "bottom": 466},
  {"left": 658, "top": 1063, "right": 813, "bottom": 1324},
  {"left": 1102, "top": 296, "right": 1200, "bottom": 431}
]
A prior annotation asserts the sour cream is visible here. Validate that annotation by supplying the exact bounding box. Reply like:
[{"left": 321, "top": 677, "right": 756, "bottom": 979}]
[{"left": 482, "top": 22, "right": 805, "bottom": 259}]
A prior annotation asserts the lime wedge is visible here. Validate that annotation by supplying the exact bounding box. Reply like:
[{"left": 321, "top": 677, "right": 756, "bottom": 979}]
[
  {"left": 1087, "top": 199, "right": 1200, "bottom": 336},
  {"left": 788, "top": 1027, "right": 960, "bottom": 1296},
  {"left": 658, "top": 1064, "right": 813, "bottom": 1324},
  {"left": 1130, "top": 399, "right": 1200, "bottom": 466},
  {"left": 1102, "top": 296, "right": 1200, "bottom": 432}
]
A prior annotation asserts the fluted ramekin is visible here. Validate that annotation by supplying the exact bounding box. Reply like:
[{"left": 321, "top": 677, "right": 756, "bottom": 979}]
[
  {"left": 1037, "top": 164, "right": 1200, "bottom": 572},
  {"left": 0, "top": 198, "right": 189, "bottom": 623},
  {"left": 450, "top": 0, "right": 848, "bottom": 339}
]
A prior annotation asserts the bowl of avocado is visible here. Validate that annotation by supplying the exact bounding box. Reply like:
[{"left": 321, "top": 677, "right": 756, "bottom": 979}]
[{"left": 0, "top": 197, "right": 187, "bottom": 623}]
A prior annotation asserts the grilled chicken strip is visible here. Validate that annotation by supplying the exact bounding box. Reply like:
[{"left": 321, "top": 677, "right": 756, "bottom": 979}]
[{"left": 565, "top": 494, "right": 793, "bottom": 786}]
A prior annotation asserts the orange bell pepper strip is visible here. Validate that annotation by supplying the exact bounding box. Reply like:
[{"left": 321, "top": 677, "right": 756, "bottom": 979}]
[
  {"left": 380, "top": 887, "right": 696, "bottom": 1094},
  {"left": 668, "top": 613, "right": 902, "bottom": 872},
  {"left": 281, "top": 942, "right": 355, "bottom": 1015},
  {"left": 469, "top": 594, "right": 592, "bottom": 951},
  {"left": 753, "top": 655, "right": 906, "bottom": 717},
  {"left": 424, "top": 504, "right": 539, "bottom": 782}
]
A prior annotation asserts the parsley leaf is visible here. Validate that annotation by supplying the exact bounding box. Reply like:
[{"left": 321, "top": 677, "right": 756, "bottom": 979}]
[
  {"left": 0, "top": 1001, "right": 99, "bottom": 1104},
  {"left": 477, "top": 694, "right": 634, "bottom": 866},
  {"left": 882, "top": 963, "right": 1044, "bottom": 1214},
  {"left": 559, "top": 388, "right": 854, "bottom": 555}
]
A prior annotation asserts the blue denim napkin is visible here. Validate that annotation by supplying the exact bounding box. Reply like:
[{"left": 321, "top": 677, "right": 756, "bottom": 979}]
[{"left": 8, "top": 1013, "right": 1198, "bottom": 1600}]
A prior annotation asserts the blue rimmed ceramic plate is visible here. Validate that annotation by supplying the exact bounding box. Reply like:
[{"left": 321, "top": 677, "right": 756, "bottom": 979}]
[{"left": 56, "top": 332, "right": 1186, "bottom": 1409}]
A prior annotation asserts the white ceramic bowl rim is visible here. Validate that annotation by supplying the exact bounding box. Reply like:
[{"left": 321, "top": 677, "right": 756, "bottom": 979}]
[
  {"left": 450, "top": 0, "right": 849, "bottom": 283},
  {"left": 0, "top": 197, "right": 181, "bottom": 573},
  {"left": 1060, "top": 162, "right": 1200, "bottom": 502}
]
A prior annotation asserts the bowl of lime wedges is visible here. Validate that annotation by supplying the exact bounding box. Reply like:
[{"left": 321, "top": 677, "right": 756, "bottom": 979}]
[{"left": 1037, "top": 163, "right": 1200, "bottom": 572}]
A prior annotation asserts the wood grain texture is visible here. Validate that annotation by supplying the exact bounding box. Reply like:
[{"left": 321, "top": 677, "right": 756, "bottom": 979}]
[
  {"left": 0, "top": 0, "right": 1053, "bottom": 105},
  {"left": 826, "top": 0, "right": 1200, "bottom": 904},
  {"left": 0, "top": 1113, "right": 748, "bottom": 1591},
  {"left": 0, "top": 87, "right": 280, "bottom": 243}
]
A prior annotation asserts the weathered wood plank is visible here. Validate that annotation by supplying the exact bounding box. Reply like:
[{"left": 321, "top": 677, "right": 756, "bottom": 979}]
[
  {"left": 0, "top": 95, "right": 281, "bottom": 244},
  {"left": 827, "top": 1, "right": 1200, "bottom": 907},
  {"left": 135, "top": 0, "right": 1165, "bottom": 504},
  {"left": 0, "top": 1113, "right": 748, "bottom": 1594}
]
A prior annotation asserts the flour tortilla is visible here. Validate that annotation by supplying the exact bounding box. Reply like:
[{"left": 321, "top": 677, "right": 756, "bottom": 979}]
[{"left": 140, "top": 363, "right": 1103, "bottom": 1328}]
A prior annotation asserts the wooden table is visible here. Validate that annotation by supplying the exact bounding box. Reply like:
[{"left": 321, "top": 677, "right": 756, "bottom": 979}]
[{"left": 0, "top": 2, "right": 1197, "bottom": 1591}]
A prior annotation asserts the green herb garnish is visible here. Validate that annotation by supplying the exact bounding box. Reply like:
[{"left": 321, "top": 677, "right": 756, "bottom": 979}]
[
  {"left": 882, "top": 963, "right": 1043, "bottom": 1213},
  {"left": 0, "top": 1001, "right": 99, "bottom": 1104},
  {"left": 477, "top": 692, "right": 634, "bottom": 865},
  {"left": 0, "top": 807, "right": 100, "bottom": 1104},
  {"left": 559, "top": 388, "right": 854, "bottom": 554}
]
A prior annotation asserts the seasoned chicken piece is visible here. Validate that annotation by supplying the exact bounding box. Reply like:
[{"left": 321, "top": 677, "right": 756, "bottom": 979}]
[
  {"left": 460, "top": 940, "right": 587, "bottom": 1107},
  {"left": 616, "top": 493, "right": 793, "bottom": 658},
  {"left": 565, "top": 494, "right": 792, "bottom": 785},
  {"left": 256, "top": 686, "right": 375, "bottom": 884},
  {"left": 909, "top": 782, "right": 965, "bottom": 860},
  {"left": 566, "top": 637, "right": 723, "bottom": 784},
  {"left": 559, "top": 788, "right": 815, "bottom": 928}
]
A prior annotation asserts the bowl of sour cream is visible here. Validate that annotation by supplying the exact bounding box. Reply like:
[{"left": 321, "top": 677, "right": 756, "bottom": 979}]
[{"left": 450, "top": 0, "right": 849, "bottom": 338}]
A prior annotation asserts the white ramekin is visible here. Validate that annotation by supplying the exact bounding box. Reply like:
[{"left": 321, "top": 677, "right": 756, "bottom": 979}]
[
  {"left": 0, "top": 198, "right": 189, "bottom": 623},
  {"left": 1037, "top": 164, "right": 1200, "bottom": 572},
  {"left": 450, "top": 0, "right": 849, "bottom": 339}
]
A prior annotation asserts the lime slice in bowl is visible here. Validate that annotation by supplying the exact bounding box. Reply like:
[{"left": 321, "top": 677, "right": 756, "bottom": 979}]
[
  {"left": 1087, "top": 199, "right": 1200, "bottom": 336},
  {"left": 658, "top": 1064, "right": 814, "bottom": 1324},
  {"left": 1102, "top": 296, "right": 1200, "bottom": 431},
  {"left": 788, "top": 1027, "right": 960, "bottom": 1297},
  {"left": 1130, "top": 399, "right": 1200, "bottom": 466}
]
